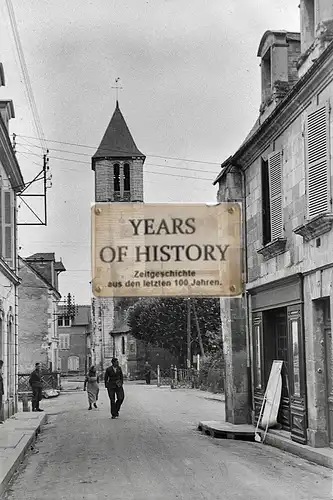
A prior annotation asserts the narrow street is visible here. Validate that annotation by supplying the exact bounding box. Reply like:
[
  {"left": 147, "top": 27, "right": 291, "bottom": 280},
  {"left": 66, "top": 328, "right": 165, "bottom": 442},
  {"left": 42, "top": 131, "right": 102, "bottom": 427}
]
[{"left": 3, "top": 383, "right": 331, "bottom": 500}]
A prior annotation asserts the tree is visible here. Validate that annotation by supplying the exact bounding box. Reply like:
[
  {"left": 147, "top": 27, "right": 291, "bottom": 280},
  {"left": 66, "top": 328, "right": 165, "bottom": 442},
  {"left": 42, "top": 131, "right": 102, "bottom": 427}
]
[{"left": 128, "top": 296, "right": 222, "bottom": 365}]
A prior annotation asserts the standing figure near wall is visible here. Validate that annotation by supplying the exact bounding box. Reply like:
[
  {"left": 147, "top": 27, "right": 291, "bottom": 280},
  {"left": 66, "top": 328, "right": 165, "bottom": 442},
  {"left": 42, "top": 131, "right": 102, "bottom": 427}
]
[{"left": 29, "top": 363, "right": 43, "bottom": 412}]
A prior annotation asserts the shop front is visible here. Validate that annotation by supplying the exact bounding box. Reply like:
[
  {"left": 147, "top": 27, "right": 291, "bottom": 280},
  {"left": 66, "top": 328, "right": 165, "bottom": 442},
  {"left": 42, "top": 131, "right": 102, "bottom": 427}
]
[{"left": 250, "top": 274, "right": 308, "bottom": 444}]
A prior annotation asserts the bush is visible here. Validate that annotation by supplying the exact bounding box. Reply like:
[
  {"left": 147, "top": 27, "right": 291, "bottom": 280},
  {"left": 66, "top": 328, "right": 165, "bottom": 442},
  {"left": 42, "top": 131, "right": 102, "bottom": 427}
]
[{"left": 198, "top": 351, "right": 224, "bottom": 394}]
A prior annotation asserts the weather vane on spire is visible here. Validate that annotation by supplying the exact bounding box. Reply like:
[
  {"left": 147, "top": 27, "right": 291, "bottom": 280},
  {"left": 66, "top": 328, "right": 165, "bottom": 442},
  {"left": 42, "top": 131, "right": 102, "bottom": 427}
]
[{"left": 111, "top": 77, "right": 123, "bottom": 104}]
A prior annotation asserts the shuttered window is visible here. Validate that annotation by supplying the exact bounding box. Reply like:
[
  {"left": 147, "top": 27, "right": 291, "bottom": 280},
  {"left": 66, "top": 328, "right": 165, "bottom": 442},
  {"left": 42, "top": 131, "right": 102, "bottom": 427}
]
[
  {"left": 306, "top": 103, "right": 330, "bottom": 218},
  {"left": 268, "top": 150, "right": 283, "bottom": 239},
  {"left": 3, "top": 191, "right": 13, "bottom": 267}
]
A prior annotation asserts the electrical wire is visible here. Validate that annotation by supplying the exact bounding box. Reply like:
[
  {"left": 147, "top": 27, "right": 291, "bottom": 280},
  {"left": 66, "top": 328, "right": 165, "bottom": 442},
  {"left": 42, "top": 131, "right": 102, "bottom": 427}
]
[
  {"left": 15, "top": 134, "right": 220, "bottom": 166},
  {"left": 16, "top": 150, "right": 213, "bottom": 181},
  {"left": 4, "top": 1, "right": 47, "bottom": 153},
  {"left": 16, "top": 142, "right": 218, "bottom": 175}
]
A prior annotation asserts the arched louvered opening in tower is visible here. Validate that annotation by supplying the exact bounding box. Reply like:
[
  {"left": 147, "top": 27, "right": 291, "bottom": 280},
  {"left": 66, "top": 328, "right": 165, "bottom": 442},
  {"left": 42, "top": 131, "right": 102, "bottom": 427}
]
[
  {"left": 124, "top": 163, "right": 131, "bottom": 201},
  {"left": 114, "top": 164, "right": 120, "bottom": 192}
]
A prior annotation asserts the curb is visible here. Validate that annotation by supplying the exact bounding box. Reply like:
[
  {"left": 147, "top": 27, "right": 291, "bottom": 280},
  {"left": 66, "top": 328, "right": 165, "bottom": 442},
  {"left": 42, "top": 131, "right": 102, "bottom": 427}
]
[
  {"left": 264, "top": 431, "right": 333, "bottom": 470},
  {"left": 0, "top": 414, "right": 47, "bottom": 497}
]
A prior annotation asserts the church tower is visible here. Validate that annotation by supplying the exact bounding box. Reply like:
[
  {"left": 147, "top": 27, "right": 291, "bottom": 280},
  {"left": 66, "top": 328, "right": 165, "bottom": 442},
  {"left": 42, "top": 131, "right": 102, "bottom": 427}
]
[
  {"left": 92, "top": 100, "right": 145, "bottom": 203},
  {"left": 91, "top": 101, "right": 145, "bottom": 376}
]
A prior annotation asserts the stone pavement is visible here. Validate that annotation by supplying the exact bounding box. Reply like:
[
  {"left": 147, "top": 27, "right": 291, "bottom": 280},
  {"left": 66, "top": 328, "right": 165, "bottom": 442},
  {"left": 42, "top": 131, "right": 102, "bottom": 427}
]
[
  {"left": 2, "top": 384, "right": 331, "bottom": 500},
  {"left": 0, "top": 384, "right": 332, "bottom": 499},
  {"left": 0, "top": 412, "right": 47, "bottom": 497}
]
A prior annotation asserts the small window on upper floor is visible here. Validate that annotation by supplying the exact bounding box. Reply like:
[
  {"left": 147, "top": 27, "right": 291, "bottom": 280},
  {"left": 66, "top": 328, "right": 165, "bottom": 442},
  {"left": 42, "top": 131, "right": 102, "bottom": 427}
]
[
  {"left": 122, "top": 336, "right": 126, "bottom": 355},
  {"left": 305, "top": 101, "right": 330, "bottom": 219},
  {"left": 114, "top": 164, "right": 120, "bottom": 192},
  {"left": 261, "top": 151, "right": 283, "bottom": 245},
  {"left": 0, "top": 188, "right": 14, "bottom": 269},
  {"left": 58, "top": 315, "right": 71, "bottom": 327},
  {"left": 124, "top": 164, "right": 130, "bottom": 191}
]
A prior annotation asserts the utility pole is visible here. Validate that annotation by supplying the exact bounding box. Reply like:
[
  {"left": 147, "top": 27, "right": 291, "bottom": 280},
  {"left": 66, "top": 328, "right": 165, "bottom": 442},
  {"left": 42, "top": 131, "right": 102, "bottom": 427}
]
[
  {"left": 192, "top": 300, "right": 205, "bottom": 357},
  {"left": 187, "top": 298, "right": 191, "bottom": 369}
]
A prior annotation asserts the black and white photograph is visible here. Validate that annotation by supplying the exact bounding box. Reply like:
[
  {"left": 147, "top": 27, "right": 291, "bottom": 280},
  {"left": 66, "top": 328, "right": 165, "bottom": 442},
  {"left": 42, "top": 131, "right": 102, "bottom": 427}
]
[{"left": 0, "top": 0, "right": 332, "bottom": 498}]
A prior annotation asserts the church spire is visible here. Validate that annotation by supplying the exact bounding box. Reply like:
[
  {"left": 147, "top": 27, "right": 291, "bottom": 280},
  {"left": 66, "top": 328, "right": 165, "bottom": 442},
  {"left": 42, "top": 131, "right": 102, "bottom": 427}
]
[{"left": 92, "top": 103, "right": 145, "bottom": 171}]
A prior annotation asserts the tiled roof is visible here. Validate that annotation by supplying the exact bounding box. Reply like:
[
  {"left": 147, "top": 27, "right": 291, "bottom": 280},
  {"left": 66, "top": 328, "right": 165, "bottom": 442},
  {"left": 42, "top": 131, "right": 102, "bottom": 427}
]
[{"left": 92, "top": 102, "right": 145, "bottom": 168}]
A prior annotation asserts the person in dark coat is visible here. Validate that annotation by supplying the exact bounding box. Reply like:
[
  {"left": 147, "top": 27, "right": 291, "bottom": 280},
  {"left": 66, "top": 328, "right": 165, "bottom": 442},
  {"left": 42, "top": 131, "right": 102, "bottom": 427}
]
[
  {"left": 104, "top": 358, "right": 124, "bottom": 419},
  {"left": 29, "top": 363, "right": 43, "bottom": 412},
  {"left": 0, "top": 360, "right": 4, "bottom": 423},
  {"left": 144, "top": 361, "right": 152, "bottom": 385}
]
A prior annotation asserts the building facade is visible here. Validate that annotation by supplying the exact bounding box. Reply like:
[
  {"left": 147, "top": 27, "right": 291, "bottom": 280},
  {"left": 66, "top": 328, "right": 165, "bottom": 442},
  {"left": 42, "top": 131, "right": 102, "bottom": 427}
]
[
  {"left": 91, "top": 101, "right": 145, "bottom": 376},
  {"left": 18, "top": 253, "right": 66, "bottom": 374},
  {"left": 0, "top": 64, "right": 25, "bottom": 420},
  {"left": 214, "top": 0, "right": 333, "bottom": 448},
  {"left": 58, "top": 305, "right": 92, "bottom": 375}
]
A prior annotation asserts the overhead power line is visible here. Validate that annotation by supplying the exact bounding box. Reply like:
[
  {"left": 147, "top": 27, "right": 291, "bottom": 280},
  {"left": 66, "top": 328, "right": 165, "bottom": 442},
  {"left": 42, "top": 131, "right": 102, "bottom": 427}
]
[
  {"left": 16, "top": 150, "right": 213, "bottom": 181},
  {"left": 15, "top": 134, "right": 220, "bottom": 166},
  {"left": 16, "top": 142, "right": 218, "bottom": 175},
  {"left": 5, "top": 0, "right": 47, "bottom": 153}
]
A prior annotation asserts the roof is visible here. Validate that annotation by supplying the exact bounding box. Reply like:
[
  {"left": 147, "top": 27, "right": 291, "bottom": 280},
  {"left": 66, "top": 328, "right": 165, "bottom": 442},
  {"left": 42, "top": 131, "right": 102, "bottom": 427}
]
[
  {"left": 19, "top": 256, "right": 62, "bottom": 299},
  {"left": 257, "top": 30, "right": 300, "bottom": 57},
  {"left": 213, "top": 39, "right": 333, "bottom": 186},
  {"left": 92, "top": 101, "right": 145, "bottom": 169},
  {"left": 26, "top": 253, "right": 55, "bottom": 261},
  {"left": 59, "top": 304, "right": 91, "bottom": 326}
]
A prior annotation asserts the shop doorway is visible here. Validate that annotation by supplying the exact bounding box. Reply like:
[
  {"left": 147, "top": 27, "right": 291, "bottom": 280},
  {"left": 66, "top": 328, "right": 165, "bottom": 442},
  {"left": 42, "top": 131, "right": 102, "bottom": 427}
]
[{"left": 263, "top": 307, "right": 291, "bottom": 430}]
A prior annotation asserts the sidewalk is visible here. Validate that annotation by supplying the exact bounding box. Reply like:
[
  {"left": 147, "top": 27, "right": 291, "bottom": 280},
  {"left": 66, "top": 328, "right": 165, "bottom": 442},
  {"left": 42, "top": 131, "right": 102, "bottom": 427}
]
[
  {"left": 170, "top": 386, "right": 333, "bottom": 470},
  {"left": 0, "top": 411, "right": 47, "bottom": 497}
]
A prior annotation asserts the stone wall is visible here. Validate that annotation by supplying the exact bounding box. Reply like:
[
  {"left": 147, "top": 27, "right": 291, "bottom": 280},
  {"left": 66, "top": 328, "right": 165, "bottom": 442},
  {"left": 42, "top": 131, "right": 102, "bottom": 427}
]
[{"left": 18, "top": 261, "right": 49, "bottom": 373}]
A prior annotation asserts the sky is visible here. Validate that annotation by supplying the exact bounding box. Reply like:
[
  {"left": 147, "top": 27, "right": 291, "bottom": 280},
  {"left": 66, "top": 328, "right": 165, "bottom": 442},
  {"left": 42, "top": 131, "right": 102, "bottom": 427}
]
[{"left": 0, "top": 0, "right": 300, "bottom": 305}]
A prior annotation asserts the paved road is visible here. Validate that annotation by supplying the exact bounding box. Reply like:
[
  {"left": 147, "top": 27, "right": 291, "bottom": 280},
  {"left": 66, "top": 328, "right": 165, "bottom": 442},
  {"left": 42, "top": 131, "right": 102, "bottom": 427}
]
[{"left": 3, "top": 384, "right": 332, "bottom": 500}]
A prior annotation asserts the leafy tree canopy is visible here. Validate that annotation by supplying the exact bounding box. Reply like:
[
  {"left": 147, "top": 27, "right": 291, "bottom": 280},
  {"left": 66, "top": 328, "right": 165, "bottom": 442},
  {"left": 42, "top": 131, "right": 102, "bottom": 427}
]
[{"left": 128, "top": 297, "right": 222, "bottom": 364}]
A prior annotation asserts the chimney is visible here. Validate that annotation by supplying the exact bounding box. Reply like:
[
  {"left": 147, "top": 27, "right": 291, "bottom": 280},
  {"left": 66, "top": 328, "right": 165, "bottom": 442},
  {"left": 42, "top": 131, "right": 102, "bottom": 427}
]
[
  {"left": 257, "top": 31, "right": 301, "bottom": 116},
  {"left": 299, "top": 0, "right": 333, "bottom": 78}
]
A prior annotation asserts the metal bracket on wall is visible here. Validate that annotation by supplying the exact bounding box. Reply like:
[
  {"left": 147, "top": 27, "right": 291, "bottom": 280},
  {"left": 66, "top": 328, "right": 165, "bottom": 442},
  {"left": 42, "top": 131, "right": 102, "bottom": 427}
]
[{"left": 17, "top": 147, "right": 51, "bottom": 226}]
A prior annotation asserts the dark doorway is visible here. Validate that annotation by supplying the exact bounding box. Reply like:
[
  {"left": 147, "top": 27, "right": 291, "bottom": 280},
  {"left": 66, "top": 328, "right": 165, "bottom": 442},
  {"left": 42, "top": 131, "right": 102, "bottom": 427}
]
[{"left": 263, "top": 307, "right": 291, "bottom": 430}]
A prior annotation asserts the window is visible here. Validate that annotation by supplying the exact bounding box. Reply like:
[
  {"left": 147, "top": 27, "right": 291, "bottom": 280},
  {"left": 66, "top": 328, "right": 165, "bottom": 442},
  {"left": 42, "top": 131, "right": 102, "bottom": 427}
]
[
  {"left": 306, "top": 103, "right": 330, "bottom": 219},
  {"left": 68, "top": 356, "right": 79, "bottom": 371},
  {"left": 124, "top": 164, "right": 130, "bottom": 191},
  {"left": 268, "top": 151, "right": 283, "bottom": 240},
  {"left": 261, "top": 159, "right": 271, "bottom": 245},
  {"left": 58, "top": 316, "right": 71, "bottom": 327},
  {"left": 122, "top": 336, "right": 125, "bottom": 355},
  {"left": 114, "top": 164, "right": 120, "bottom": 192},
  {"left": 59, "top": 333, "right": 70, "bottom": 350},
  {"left": 291, "top": 319, "right": 301, "bottom": 397},
  {"left": 0, "top": 189, "right": 14, "bottom": 268}
]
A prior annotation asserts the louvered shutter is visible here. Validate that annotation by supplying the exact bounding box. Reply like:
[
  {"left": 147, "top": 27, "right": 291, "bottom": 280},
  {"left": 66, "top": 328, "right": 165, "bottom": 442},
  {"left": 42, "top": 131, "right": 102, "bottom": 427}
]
[
  {"left": 268, "top": 150, "right": 283, "bottom": 240},
  {"left": 4, "top": 191, "right": 13, "bottom": 267},
  {"left": 306, "top": 103, "right": 330, "bottom": 218}
]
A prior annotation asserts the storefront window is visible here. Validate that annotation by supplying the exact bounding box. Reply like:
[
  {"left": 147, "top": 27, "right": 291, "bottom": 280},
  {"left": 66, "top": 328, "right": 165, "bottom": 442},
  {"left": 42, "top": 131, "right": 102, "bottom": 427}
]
[
  {"left": 291, "top": 319, "right": 300, "bottom": 397},
  {"left": 254, "top": 325, "right": 262, "bottom": 389}
]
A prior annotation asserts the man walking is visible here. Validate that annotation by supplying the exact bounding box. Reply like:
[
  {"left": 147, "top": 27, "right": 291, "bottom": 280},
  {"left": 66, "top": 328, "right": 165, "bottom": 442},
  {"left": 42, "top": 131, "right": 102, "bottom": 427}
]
[
  {"left": 29, "top": 363, "right": 43, "bottom": 412},
  {"left": 0, "top": 360, "right": 4, "bottom": 423},
  {"left": 104, "top": 358, "right": 124, "bottom": 419}
]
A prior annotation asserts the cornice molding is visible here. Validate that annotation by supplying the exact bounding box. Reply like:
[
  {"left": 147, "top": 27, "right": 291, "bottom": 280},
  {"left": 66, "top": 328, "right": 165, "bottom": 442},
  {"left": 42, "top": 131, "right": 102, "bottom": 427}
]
[
  {"left": 0, "top": 258, "right": 20, "bottom": 285},
  {"left": 0, "top": 115, "right": 24, "bottom": 191}
]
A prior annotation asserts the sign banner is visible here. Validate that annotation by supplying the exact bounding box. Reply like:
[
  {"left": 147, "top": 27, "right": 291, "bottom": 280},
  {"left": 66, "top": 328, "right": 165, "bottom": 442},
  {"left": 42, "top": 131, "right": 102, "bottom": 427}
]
[{"left": 92, "top": 202, "right": 242, "bottom": 298}]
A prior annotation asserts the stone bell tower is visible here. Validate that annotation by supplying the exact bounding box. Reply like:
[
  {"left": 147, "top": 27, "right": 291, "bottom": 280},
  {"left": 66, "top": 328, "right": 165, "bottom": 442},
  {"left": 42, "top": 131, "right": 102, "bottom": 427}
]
[{"left": 91, "top": 101, "right": 146, "bottom": 376}]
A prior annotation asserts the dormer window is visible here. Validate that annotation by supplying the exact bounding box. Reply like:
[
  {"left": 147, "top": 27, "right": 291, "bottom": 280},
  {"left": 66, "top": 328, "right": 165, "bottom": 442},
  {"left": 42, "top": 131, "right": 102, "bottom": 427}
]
[{"left": 114, "top": 164, "right": 120, "bottom": 192}]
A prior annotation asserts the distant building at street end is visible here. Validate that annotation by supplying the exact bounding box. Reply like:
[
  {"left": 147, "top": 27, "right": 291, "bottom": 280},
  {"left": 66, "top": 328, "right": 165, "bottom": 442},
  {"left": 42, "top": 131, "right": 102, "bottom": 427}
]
[
  {"left": 58, "top": 304, "right": 92, "bottom": 375},
  {"left": 18, "top": 253, "right": 66, "bottom": 374},
  {"left": 0, "top": 65, "right": 25, "bottom": 422},
  {"left": 214, "top": 0, "right": 333, "bottom": 449}
]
